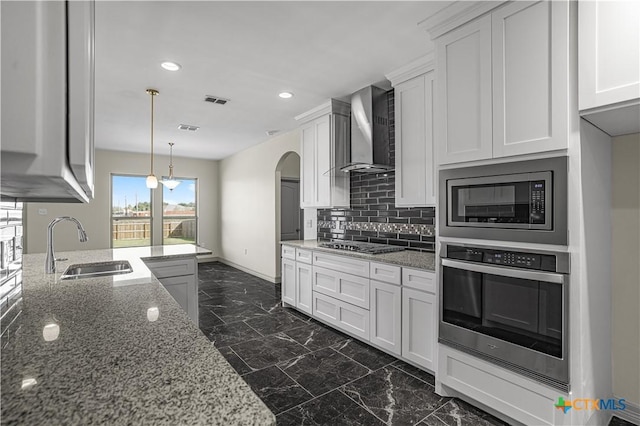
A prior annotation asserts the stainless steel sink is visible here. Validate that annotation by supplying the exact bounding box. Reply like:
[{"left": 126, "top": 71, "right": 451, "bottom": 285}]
[{"left": 60, "top": 260, "right": 133, "bottom": 280}]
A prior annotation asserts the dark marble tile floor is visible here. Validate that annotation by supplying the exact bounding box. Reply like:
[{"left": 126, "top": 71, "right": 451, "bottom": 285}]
[{"left": 197, "top": 262, "right": 632, "bottom": 426}]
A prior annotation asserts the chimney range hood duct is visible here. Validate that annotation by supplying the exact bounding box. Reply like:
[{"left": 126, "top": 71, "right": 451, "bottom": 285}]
[{"left": 341, "top": 85, "right": 393, "bottom": 173}]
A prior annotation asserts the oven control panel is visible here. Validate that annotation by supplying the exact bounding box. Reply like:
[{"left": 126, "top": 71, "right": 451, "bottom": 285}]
[
  {"left": 446, "top": 245, "right": 557, "bottom": 272},
  {"left": 484, "top": 251, "right": 542, "bottom": 269}
]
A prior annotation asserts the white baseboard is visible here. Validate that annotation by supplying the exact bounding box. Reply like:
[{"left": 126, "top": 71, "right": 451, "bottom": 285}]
[
  {"left": 216, "top": 258, "right": 278, "bottom": 283},
  {"left": 614, "top": 398, "right": 640, "bottom": 425}
]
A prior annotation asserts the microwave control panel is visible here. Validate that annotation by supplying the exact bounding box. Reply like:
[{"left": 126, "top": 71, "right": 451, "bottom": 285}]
[{"left": 529, "top": 180, "right": 546, "bottom": 224}]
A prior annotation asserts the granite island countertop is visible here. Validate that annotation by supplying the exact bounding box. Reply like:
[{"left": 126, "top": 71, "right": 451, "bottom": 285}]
[
  {"left": 281, "top": 240, "right": 435, "bottom": 271},
  {"left": 1, "top": 245, "right": 275, "bottom": 425}
]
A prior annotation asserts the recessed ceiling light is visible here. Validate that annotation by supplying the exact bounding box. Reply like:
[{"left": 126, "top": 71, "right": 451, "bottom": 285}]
[
  {"left": 161, "top": 61, "right": 181, "bottom": 71},
  {"left": 278, "top": 92, "right": 293, "bottom": 99}
]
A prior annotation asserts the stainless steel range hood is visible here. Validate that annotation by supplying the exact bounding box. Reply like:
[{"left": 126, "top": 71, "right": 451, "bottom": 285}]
[{"left": 341, "top": 85, "right": 393, "bottom": 173}]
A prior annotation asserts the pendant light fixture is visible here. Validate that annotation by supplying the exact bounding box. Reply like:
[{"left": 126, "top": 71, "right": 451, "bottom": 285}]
[
  {"left": 159, "top": 142, "right": 181, "bottom": 190},
  {"left": 145, "top": 88, "right": 159, "bottom": 189}
]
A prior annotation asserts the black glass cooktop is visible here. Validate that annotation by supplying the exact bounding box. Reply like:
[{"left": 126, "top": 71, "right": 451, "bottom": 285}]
[{"left": 318, "top": 241, "right": 405, "bottom": 255}]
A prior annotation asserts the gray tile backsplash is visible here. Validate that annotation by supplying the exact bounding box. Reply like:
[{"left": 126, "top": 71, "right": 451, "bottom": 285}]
[{"left": 318, "top": 90, "right": 436, "bottom": 252}]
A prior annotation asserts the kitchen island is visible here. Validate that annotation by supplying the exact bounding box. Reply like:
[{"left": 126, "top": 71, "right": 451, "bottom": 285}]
[{"left": 1, "top": 245, "right": 275, "bottom": 425}]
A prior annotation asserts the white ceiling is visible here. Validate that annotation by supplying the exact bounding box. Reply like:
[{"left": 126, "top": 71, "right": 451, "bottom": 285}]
[{"left": 95, "top": 1, "right": 450, "bottom": 160}]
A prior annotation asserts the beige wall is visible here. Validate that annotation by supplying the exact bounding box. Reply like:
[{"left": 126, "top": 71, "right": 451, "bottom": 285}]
[
  {"left": 611, "top": 132, "right": 640, "bottom": 406},
  {"left": 219, "top": 130, "right": 299, "bottom": 281},
  {"left": 25, "top": 149, "right": 220, "bottom": 255}
]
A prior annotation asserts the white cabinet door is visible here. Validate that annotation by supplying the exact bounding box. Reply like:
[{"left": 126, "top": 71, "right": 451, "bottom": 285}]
[
  {"left": 424, "top": 72, "right": 436, "bottom": 206},
  {"left": 402, "top": 287, "right": 435, "bottom": 371},
  {"left": 436, "top": 14, "right": 492, "bottom": 165},
  {"left": 299, "top": 113, "right": 349, "bottom": 208},
  {"left": 300, "top": 124, "right": 316, "bottom": 208},
  {"left": 330, "top": 113, "right": 351, "bottom": 208},
  {"left": 370, "top": 280, "right": 402, "bottom": 355},
  {"left": 395, "top": 73, "right": 437, "bottom": 207},
  {"left": 492, "top": 0, "right": 568, "bottom": 158},
  {"left": 579, "top": 0, "right": 640, "bottom": 110},
  {"left": 161, "top": 274, "right": 198, "bottom": 325},
  {"left": 145, "top": 258, "right": 196, "bottom": 279},
  {"left": 315, "top": 114, "right": 332, "bottom": 207},
  {"left": 295, "top": 262, "right": 312, "bottom": 315},
  {"left": 312, "top": 265, "right": 369, "bottom": 309},
  {"left": 281, "top": 258, "right": 296, "bottom": 306},
  {"left": 313, "top": 291, "right": 370, "bottom": 341}
]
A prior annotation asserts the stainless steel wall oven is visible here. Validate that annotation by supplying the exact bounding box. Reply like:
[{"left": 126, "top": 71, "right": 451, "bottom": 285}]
[
  {"left": 439, "top": 157, "right": 568, "bottom": 245},
  {"left": 439, "top": 242, "right": 570, "bottom": 391}
]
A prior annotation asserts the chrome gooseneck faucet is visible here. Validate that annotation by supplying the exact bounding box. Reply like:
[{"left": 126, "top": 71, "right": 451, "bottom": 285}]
[{"left": 45, "top": 216, "right": 88, "bottom": 274}]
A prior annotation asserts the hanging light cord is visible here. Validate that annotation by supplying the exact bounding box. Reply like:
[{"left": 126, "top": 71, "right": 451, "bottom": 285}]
[
  {"left": 146, "top": 89, "right": 159, "bottom": 175},
  {"left": 150, "top": 90, "right": 155, "bottom": 174},
  {"left": 169, "top": 142, "right": 175, "bottom": 179}
]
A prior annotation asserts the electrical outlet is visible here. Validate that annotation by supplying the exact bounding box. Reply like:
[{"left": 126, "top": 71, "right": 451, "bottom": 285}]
[
  {"left": 244, "top": 249, "right": 248, "bottom": 255},
  {"left": 306, "top": 219, "right": 312, "bottom": 228},
  {"left": 38, "top": 209, "right": 47, "bottom": 215}
]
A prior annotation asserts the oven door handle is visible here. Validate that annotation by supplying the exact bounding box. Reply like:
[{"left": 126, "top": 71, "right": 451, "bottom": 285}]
[{"left": 441, "top": 258, "right": 566, "bottom": 284}]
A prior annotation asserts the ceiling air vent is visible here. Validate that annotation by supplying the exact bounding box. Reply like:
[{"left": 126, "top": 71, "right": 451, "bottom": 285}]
[
  {"left": 178, "top": 124, "right": 200, "bottom": 131},
  {"left": 204, "top": 95, "right": 230, "bottom": 105}
]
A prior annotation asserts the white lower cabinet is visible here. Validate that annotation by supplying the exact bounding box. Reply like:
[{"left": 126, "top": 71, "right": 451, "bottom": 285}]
[
  {"left": 295, "top": 262, "right": 312, "bottom": 315},
  {"left": 144, "top": 257, "right": 198, "bottom": 324},
  {"left": 369, "top": 280, "right": 402, "bottom": 355},
  {"left": 438, "top": 345, "right": 571, "bottom": 426},
  {"left": 312, "top": 265, "right": 369, "bottom": 309},
  {"left": 402, "top": 287, "right": 436, "bottom": 371},
  {"left": 281, "top": 258, "right": 296, "bottom": 306},
  {"left": 312, "top": 291, "right": 370, "bottom": 341},
  {"left": 281, "top": 244, "right": 437, "bottom": 374},
  {"left": 161, "top": 275, "right": 198, "bottom": 323}
]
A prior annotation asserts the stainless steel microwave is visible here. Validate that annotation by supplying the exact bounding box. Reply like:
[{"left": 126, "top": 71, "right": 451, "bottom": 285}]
[{"left": 439, "top": 157, "right": 568, "bottom": 245}]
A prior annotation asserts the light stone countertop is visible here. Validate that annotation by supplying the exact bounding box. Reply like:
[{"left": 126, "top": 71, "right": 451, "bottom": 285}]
[
  {"left": 281, "top": 240, "right": 436, "bottom": 271},
  {"left": 1, "top": 244, "right": 275, "bottom": 425}
]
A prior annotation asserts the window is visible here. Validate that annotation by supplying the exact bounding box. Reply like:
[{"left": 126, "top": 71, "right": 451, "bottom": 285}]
[
  {"left": 111, "top": 175, "right": 152, "bottom": 248},
  {"left": 162, "top": 177, "right": 197, "bottom": 245}
]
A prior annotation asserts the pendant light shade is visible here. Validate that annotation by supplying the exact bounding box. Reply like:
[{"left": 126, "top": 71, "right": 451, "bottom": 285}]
[
  {"left": 146, "top": 175, "right": 158, "bottom": 189},
  {"left": 146, "top": 88, "right": 159, "bottom": 189},
  {"left": 160, "top": 142, "right": 181, "bottom": 190}
]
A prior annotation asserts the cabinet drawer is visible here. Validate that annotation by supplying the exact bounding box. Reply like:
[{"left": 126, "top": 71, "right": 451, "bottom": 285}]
[
  {"left": 145, "top": 258, "right": 196, "bottom": 279},
  {"left": 296, "top": 249, "right": 312, "bottom": 264},
  {"left": 282, "top": 245, "right": 296, "bottom": 260},
  {"left": 312, "top": 291, "right": 369, "bottom": 341},
  {"left": 439, "top": 346, "right": 562, "bottom": 426},
  {"left": 313, "top": 266, "right": 369, "bottom": 309},
  {"left": 312, "top": 252, "right": 369, "bottom": 277},
  {"left": 402, "top": 267, "right": 436, "bottom": 293},
  {"left": 370, "top": 262, "right": 401, "bottom": 285}
]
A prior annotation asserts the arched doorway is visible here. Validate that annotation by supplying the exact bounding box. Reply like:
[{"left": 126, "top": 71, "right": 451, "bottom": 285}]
[{"left": 275, "top": 151, "right": 302, "bottom": 280}]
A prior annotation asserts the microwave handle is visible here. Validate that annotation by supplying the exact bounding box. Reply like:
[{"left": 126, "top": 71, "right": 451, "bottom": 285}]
[{"left": 441, "top": 258, "right": 566, "bottom": 285}]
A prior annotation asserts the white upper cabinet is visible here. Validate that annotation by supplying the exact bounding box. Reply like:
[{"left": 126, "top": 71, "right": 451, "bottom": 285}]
[
  {"left": 579, "top": 0, "right": 640, "bottom": 136},
  {"left": 435, "top": 15, "right": 493, "bottom": 164},
  {"left": 492, "top": 1, "right": 569, "bottom": 158},
  {"left": 296, "top": 100, "right": 350, "bottom": 209},
  {"left": 426, "top": 0, "right": 570, "bottom": 165},
  {"left": 387, "top": 55, "right": 437, "bottom": 207},
  {"left": 0, "top": 1, "right": 95, "bottom": 202}
]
